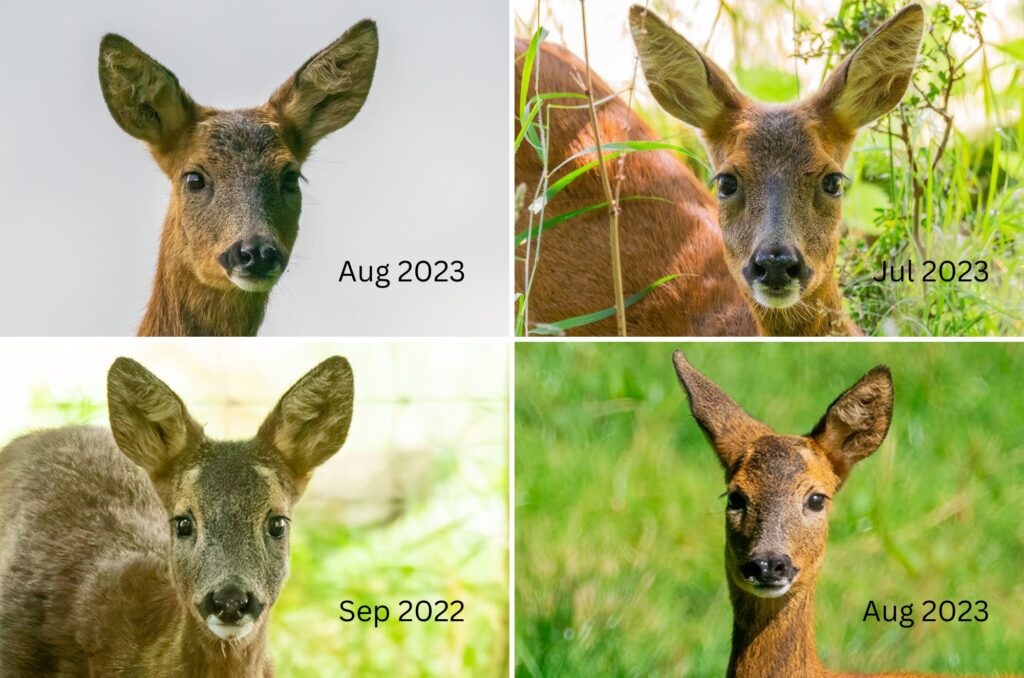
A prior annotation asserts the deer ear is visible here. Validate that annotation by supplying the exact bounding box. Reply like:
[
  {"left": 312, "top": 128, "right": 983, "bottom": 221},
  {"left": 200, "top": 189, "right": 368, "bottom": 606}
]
[
  {"left": 107, "top": 358, "right": 200, "bottom": 478},
  {"left": 672, "top": 351, "right": 770, "bottom": 471},
  {"left": 629, "top": 5, "right": 746, "bottom": 133},
  {"left": 810, "top": 4, "right": 924, "bottom": 132},
  {"left": 810, "top": 366, "right": 894, "bottom": 482},
  {"left": 98, "top": 34, "right": 196, "bottom": 148},
  {"left": 259, "top": 357, "right": 354, "bottom": 484},
  {"left": 268, "top": 20, "right": 378, "bottom": 158}
]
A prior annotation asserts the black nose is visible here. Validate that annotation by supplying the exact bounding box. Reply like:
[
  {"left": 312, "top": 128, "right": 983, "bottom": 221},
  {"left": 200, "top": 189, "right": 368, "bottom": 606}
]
[
  {"left": 218, "top": 237, "right": 284, "bottom": 278},
  {"left": 740, "top": 553, "right": 797, "bottom": 585},
  {"left": 743, "top": 245, "right": 810, "bottom": 288},
  {"left": 204, "top": 585, "right": 263, "bottom": 623}
]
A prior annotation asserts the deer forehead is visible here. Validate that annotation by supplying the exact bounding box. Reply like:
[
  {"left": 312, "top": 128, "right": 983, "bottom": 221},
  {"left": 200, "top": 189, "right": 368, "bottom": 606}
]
[
  {"left": 173, "top": 110, "right": 295, "bottom": 172},
  {"left": 172, "top": 444, "right": 292, "bottom": 521},
  {"left": 712, "top": 107, "right": 852, "bottom": 178},
  {"left": 730, "top": 435, "right": 838, "bottom": 496}
]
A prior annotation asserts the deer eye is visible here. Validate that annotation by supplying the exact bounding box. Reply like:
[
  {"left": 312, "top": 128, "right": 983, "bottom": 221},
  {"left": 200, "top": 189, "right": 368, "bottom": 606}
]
[
  {"left": 806, "top": 493, "right": 827, "bottom": 512},
  {"left": 726, "top": 490, "right": 748, "bottom": 511},
  {"left": 822, "top": 173, "right": 844, "bottom": 197},
  {"left": 174, "top": 516, "right": 194, "bottom": 538},
  {"left": 282, "top": 169, "right": 301, "bottom": 193},
  {"left": 183, "top": 172, "right": 206, "bottom": 192},
  {"left": 267, "top": 516, "right": 289, "bottom": 539},
  {"left": 716, "top": 173, "right": 739, "bottom": 198}
]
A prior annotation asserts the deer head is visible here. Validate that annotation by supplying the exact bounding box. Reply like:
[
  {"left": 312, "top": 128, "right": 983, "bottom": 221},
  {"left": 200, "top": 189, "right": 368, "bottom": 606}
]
[
  {"left": 672, "top": 351, "right": 893, "bottom": 598},
  {"left": 631, "top": 5, "right": 923, "bottom": 313},
  {"left": 107, "top": 356, "right": 354, "bottom": 643},
  {"left": 98, "top": 21, "right": 378, "bottom": 294}
]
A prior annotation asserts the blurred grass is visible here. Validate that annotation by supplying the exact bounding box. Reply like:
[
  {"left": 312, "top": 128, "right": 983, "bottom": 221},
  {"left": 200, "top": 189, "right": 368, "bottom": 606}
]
[
  {"left": 515, "top": 343, "right": 1024, "bottom": 676},
  {"left": 273, "top": 428, "right": 509, "bottom": 677}
]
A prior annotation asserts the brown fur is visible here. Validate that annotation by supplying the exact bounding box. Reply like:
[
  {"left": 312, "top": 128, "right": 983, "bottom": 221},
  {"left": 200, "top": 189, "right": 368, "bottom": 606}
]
[
  {"left": 514, "top": 40, "right": 755, "bottom": 336},
  {"left": 671, "top": 351, "right": 961, "bottom": 677},
  {"left": 98, "top": 22, "right": 378, "bottom": 336},
  {"left": 0, "top": 357, "right": 355, "bottom": 676},
  {"left": 514, "top": 5, "right": 923, "bottom": 336}
]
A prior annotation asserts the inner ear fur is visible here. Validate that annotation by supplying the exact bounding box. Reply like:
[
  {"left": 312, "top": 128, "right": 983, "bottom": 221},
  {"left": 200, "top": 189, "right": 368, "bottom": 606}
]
[
  {"left": 268, "top": 19, "right": 379, "bottom": 159},
  {"left": 98, "top": 34, "right": 197, "bottom": 149},
  {"left": 672, "top": 351, "right": 771, "bottom": 471},
  {"left": 259, "top": 356, "right": 355, "bottom": 486},
  {"left": 107, "top": 357, "right": 201, "bottom": 479},
  {"left": 810, "top": 366, "right": 894, "bottom": 482},
  {"left": 628, "top": 5, "right": 747, "bottom": 135},
  {"left": 809, "top": 4, "right": 924, "bottom": 132}
]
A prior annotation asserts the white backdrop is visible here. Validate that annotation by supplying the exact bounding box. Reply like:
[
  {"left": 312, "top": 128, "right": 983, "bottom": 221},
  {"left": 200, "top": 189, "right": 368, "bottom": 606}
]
[{"left": 0, "top": 1, "right": 508, "bottom": 336}]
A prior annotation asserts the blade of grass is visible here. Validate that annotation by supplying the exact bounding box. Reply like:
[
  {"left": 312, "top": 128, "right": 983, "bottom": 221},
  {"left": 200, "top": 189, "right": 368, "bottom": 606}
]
[
  {"left": 515, "top": 92, "right": 588, "bottom": 153},
  {"left": 515, "top": 195, "right": 671, "bottom": 246},
  {"left": 519, "top": 28, "right": 547, "bottom": 123},
  {"left": 528, "top": 274, "right": 681, "bottom": 335},
  {"left": 528, "top": 151, "right": 626, "bottom": 213}
]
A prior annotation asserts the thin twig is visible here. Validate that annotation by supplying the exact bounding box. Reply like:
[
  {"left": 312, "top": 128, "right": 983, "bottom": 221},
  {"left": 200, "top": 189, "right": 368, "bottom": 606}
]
[
  {"left": 612, "top": 3, "right": 647, "bottom": 233},
  {"left": 579, "top": 0, "right": 626, "bottom": 336}
]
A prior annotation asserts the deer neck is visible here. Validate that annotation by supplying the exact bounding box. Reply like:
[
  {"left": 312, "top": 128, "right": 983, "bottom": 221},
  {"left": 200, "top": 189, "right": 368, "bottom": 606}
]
[
  {"left": 157, "top": 612, "right": 273, "bottom": 677},
  {"left": 95, "top": 555, "right": 272, "bottom": 676},
  {"left": 752, "top": 278, "right": 856, "bottom": 337},
  {"left": 138, "top": 215, "right": 269, "bottom": 337},
  {"left": 727, "top": 578, "right": 824, "bottom": 678}
]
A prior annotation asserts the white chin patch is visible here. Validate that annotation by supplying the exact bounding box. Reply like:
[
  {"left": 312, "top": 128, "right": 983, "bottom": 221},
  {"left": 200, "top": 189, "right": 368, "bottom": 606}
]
[
  {"left": 750, "top": 581, "right": 793, "bottom": 598},
  {"left": 206, "top": 616, "right": 255, "bottom": 641},
  {"left": 228, "top": 272, "right": 280, "bottom": 293},
  {"left": 752, "top": 284, "right": 802, "bottom": 309}
]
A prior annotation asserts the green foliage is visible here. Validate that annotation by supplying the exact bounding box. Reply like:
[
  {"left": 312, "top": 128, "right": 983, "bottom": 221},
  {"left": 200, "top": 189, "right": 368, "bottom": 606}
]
[
  {"left": 515, "top": 343, "right": 1024, "bottom": 676},
  {"left": 822, "top": 0, "right": 1023, "bottom": 335},
  {"left": 28, "top": 387, "right": 104, "bottom": 426},
  {"left": 260, "top": 424, "right": 508, "bottom": 677},
  {"left": 514, "top": 26, "right": 702, "bottom": 337},
  {"left": 735, "top": 65, "right": 801, "bottom": 102}
]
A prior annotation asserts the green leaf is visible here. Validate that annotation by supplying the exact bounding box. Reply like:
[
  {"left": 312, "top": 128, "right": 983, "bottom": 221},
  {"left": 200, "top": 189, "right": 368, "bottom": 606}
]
[
  {"left": 518, "top": 28, "right": 548, "bottom": 123},
  {"left": 514, "top": 92, "right": 588, "bottom": 154},
  {"left": 529, "top": 152, "right": 626, "bottom": 213},
  {"left": 515, "top": 195, "right": 672, "bottom": 246},
  {"left": 529, "top": 274, "right": 682, "bottom": 335},
  {"left": 992, "top": 38, "right": 1024, "bottom": 62},
  {"left": 553, "top": 139, "right": 710, "bottom": 175}
]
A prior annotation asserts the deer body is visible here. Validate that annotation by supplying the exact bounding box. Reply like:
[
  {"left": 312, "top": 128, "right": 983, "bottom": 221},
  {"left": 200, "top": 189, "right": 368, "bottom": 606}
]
[
  {"left": 515, "top": 41, "right": 756, "bottom": 336},
  {"left": 671, "top": 351, "right": 962, "bottom": 678},
  {"left": 0, "top": 427, "right": 272, "bottom": 676},
  {"left": 98, "top": 22, "right": 379, "bottom": 336},
  {"left": 515, "top": 5, "right": 924, "bottom": 336},
  {"left": 0, "top": 357, "right": 355, "bottom": 676}
]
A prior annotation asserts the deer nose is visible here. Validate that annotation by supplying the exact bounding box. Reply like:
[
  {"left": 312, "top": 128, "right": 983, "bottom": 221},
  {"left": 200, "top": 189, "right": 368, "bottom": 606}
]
[
  {"left": 205, "top": 585, "right": 263, "bottom": 623},
  {"left": 219, "top": 238, "right": 284, "bottom": 278},
  {"left": 740, "top": 553, "right": 797, "bottom": 585},
  {"left": 744, "top": 245, "right": 810, "bottom": 288}
]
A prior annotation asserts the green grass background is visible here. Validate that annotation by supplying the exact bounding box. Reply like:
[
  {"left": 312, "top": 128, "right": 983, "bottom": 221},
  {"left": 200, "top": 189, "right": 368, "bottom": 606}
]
[{"left": 516, "top": 342, "right": 1024, "bottom": 676}]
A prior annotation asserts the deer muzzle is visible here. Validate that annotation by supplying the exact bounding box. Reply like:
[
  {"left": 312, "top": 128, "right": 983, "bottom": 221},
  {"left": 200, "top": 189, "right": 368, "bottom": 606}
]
[{"left": 218, "top": 236, "right": 287, "bottom": 293}]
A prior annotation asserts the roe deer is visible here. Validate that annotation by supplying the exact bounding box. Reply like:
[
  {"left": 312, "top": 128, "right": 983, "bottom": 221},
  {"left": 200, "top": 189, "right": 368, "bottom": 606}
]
[
  {"left": 515, "top": 5, "right": 923, "bottom": 336},
  {"left": 671, "top": 351, "right": 941, "bottom": 677},
  {"left": 0, "top": 356, "right": 354, "bottom": 676},
  {"left": 98, "top": 22, "right": 378, "bottom": 336}
]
